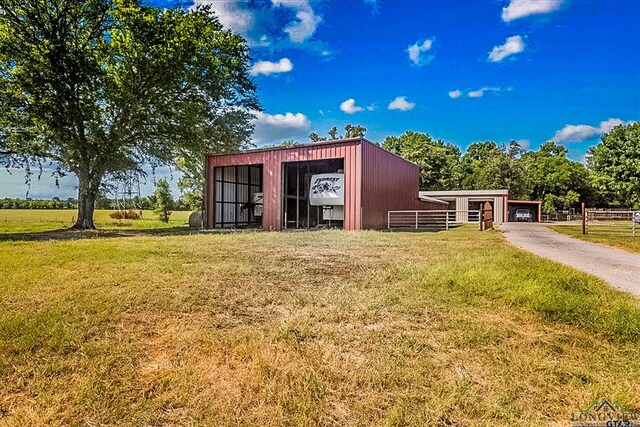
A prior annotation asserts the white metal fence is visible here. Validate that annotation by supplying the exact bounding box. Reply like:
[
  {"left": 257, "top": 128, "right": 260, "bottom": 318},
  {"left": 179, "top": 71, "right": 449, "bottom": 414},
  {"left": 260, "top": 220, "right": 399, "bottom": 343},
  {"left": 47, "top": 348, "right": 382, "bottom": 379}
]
[
  {"left": 584, "top": 209, "right": 640, "bottom": 237},
  {"left": 387, "top": 210, "right": 480, "bottom": 231}
]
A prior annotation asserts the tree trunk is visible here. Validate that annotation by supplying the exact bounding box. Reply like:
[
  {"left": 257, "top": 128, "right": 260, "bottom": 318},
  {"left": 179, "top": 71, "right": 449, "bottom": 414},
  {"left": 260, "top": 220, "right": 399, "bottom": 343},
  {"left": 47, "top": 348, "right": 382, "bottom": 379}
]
[{"left": 71, "top": 172, "right": 100, "bottom": 230}]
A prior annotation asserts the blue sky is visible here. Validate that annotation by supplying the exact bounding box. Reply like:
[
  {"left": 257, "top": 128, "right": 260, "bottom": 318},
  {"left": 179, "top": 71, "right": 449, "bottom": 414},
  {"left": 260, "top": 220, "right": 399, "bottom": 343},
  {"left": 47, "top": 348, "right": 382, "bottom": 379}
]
[{"left": 1, "top": 0, "right": 638, "bottom": 199}]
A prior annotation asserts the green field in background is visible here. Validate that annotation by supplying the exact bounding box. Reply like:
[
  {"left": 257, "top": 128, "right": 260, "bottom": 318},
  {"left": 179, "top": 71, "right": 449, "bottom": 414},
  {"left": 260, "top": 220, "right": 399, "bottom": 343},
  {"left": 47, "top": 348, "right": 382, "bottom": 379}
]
[{"left": 0, "top": 209, "right": 192, "bottom": 233}]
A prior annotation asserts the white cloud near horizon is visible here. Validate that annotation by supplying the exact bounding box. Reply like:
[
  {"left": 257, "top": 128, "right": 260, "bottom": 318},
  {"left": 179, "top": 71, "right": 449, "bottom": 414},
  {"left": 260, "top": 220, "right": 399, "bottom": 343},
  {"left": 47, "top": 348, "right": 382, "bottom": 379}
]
[
  {"left": 488, "top": 35, "right": 525, "bottom": 62},
  {"left": 407, "top": 37, "right": 435, "bottom": 66},
  {"left": 252, "top": 110, "right": 311, "bottom": 144},
  {"left": 249, "top": 58, "right": 293, "bottom": 76},
  {"left": 552, "top": 118, "right": 636, "bottom": 143},
  {"left": 502, "top": 0, "right": 563, "bottom": 22},
  {"left": 388, "top": 96, "right": 415, "bottom": 111},
  {"left": 448, "top": 89, "right": 462, "bottom": 99},
  {"left": 340, "top": 98, "right": 365, "bottom": 114}
]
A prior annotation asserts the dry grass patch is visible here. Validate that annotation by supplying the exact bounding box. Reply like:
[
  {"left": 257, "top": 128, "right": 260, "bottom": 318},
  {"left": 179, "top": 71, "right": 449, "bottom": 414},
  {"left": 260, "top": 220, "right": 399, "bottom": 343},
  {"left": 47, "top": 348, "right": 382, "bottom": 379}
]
[{"left": 1, "top": 228, "right": 639, "bottom": 426}]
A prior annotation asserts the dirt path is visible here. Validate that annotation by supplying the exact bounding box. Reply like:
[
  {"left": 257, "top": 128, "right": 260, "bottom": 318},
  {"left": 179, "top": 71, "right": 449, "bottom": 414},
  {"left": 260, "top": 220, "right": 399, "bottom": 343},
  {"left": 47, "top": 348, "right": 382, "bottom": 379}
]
[{"left": 500, "top": 222, "right": 640, "bottom": 297}]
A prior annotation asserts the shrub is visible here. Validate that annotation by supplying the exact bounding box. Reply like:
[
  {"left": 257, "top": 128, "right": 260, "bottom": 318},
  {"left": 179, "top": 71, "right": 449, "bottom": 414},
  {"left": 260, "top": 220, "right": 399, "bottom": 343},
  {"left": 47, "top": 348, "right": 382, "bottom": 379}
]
[{"left": 109, "top": 210, "right": 141, "bottom": 220}]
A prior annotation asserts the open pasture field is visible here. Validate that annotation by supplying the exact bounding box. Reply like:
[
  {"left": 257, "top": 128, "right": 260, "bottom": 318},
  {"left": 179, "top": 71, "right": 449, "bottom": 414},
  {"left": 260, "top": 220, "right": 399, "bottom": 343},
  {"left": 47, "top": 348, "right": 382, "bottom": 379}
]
[
  {"left": 1, "top": 225, "right": 639, "bottom": 426},
  {"left": 0, "top": 209, "right": 191, "bottom": 234},
  {"left": 550, "top": 222, "right": 640, "bottom": 253}
]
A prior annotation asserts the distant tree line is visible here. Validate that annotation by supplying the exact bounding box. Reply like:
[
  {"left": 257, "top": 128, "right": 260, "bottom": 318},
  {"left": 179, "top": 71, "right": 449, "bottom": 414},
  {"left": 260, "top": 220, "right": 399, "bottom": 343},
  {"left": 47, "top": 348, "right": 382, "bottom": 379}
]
[
  {"left": 382, "top": 123, "right": 640, "bottom": 213},
  {"left": 0, "top": 197, "right": 78, "bottom": 209},
  {"left": 2, "top": 189, "right": 191, "bottom": 212},
  {"left": 307, "top": 122, "right": 639, "bottom": 214}
]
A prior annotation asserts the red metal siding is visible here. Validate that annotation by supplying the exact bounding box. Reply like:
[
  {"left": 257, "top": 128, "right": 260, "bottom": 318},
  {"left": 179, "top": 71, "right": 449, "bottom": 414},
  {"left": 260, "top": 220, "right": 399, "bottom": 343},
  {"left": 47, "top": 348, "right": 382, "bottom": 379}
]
[
  {"left": 205, "top": 140, "right": 361, "bottom": 231},
  {"left": 360, "top": 141, "right": 426, "bottom": 229}
]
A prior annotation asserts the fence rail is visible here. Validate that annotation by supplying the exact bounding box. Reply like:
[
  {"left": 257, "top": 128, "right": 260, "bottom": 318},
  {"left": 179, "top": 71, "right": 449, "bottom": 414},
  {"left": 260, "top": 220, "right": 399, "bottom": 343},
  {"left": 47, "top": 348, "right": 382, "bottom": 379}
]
[
  {"left": 583, "top": 208, "right": 640, "bottom": 237},
  {"left": 387, "top": 210, "right": 480, "bottom": 231}
]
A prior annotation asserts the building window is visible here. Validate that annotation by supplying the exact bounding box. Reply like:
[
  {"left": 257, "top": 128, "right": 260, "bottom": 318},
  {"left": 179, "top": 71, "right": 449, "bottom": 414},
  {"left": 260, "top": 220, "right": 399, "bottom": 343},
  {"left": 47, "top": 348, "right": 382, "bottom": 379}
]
[{"left": 214, "top": 165, "right": 263, "bottom": 228}]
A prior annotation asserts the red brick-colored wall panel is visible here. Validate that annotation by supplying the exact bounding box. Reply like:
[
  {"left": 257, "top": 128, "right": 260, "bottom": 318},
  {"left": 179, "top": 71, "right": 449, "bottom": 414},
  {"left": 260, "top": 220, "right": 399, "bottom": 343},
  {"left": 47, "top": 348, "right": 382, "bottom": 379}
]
[
  {"left": 360, "top": 141, "right": 427, "bottom": 229},
  {"left": 205, "top": 140, "right": 361, "bottom": 231}
]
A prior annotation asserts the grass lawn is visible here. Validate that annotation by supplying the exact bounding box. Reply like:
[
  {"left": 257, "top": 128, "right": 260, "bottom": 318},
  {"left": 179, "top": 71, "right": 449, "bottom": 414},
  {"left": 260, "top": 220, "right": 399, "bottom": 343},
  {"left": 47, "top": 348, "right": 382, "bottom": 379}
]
[
  {"left": 1, "top": 225, "right": 640, "bottom": 425},
  {"left": 0, "top": 209, "right": 191, "bottom": 233},
  {"left": 550, "top": 223, "right": 640, "bottom": 253}
]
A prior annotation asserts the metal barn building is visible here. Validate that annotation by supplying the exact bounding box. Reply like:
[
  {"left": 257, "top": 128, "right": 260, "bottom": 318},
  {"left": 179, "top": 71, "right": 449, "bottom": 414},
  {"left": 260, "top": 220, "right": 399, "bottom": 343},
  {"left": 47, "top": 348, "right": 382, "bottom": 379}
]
[{"left": 204, "top": 137, "right": 446, "bottom": 231}]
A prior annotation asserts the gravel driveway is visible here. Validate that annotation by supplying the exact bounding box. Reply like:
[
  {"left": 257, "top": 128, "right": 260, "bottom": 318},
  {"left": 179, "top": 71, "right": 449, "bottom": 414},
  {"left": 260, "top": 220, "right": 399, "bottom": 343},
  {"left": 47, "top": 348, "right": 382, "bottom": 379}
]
[{"left": 500, "top": 222, "right": 640, "bottom": 297}]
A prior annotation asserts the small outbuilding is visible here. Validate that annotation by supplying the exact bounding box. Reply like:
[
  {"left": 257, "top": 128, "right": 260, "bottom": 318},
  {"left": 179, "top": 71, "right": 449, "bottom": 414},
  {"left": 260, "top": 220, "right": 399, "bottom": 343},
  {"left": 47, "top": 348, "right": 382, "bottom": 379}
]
[
  {"left": 204, "top": 138, "right": 446, "bottom": 231},
  {"left": 420, "top": 189, "right": 509, "bottom": 224},
  {"left": 419, "top": 189, "right": 542, "bottom": 224}
]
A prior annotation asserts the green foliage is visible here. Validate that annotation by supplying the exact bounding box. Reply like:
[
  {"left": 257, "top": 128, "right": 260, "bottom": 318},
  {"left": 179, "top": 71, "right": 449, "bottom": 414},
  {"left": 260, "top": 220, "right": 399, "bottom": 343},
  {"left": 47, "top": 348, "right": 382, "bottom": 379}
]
[
  {"left": 153, "top": 179, "right": 173, "bottom": 223},
  {"left": 344, "top": 124, "right": 367, "bottom": 138},
  {"left": 520, "top": 141, "right": 591, "bottom": 210},
  {"left": 308, "top": 132, "right": 326, "bottom": 142},
  {"left": 461, "top": 141, "right": 528, "bottom": 198},
  {"left": 0, "top": 198, "right": 77, "bottom": 209},
  {"left": 0, "top": 0, "right": 258, "bottom": 228},
  {"left": 587, "top": 123, "right": 640, "bottom": 208},
  {"left": 280, "top": 139, "right": 299, "bottom": 147},
  {"left": 382, "top": 131, "right": 462, "bottom": 190},
  {"left": 309, "top": 124, "right": 367, "bottom": 142},
  {"left": 542, "top": 194, "right": 558, "bottom": 215}
]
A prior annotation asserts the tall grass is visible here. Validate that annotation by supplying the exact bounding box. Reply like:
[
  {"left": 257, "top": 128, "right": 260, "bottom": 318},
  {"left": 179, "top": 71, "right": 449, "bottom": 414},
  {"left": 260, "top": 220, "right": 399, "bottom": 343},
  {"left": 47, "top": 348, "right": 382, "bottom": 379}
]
[{"left": 1, "top": 227, "right": 639, "bottom": 425}]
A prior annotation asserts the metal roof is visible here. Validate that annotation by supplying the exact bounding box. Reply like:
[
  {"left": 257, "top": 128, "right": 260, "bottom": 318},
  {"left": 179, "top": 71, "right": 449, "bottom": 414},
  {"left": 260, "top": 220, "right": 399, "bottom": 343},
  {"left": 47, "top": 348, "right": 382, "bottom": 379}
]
[
  {"left": 205, "top": 137, "right": 420, "bottom": 168},
  {"left": 507, "top": 199, "right": 542, "bottom": 204},
  {"left": 420, "top": 189, "right": 510, "bottom": 197},
  {"left": 419, "top": 195, "right": 448, "bottom": 204}
]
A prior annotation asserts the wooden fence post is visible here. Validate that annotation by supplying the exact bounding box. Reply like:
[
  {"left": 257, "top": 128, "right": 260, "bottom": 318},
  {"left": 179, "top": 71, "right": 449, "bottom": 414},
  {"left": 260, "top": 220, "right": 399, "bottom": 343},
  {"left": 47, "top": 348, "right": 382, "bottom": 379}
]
[{"left": 581, "top": 202, "right": 586, "bottom": 235}]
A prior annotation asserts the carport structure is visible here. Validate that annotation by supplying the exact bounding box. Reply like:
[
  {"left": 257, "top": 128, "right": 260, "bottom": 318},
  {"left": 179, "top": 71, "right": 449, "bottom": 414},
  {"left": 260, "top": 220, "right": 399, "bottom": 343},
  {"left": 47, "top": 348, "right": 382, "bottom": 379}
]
[{"left": 507, "top": 200, "right": 542, "bottom": 222}]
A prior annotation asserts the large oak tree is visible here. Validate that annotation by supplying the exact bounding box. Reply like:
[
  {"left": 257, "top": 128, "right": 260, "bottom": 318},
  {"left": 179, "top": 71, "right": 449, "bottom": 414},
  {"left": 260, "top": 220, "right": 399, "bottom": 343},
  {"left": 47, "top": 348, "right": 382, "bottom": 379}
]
[
  {"left": 0, "top": 0, "right": 258, "bottom": 228},
  {"left": 588, "top": 123, "right": 640, "bottom": 208}
]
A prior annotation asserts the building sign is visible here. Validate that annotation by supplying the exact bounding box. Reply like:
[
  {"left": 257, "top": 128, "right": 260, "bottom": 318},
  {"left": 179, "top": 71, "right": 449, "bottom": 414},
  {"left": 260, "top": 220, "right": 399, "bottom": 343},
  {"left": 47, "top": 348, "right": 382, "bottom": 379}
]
[{"left": 309, "top": 174, "right": 344, "bottom": 206}]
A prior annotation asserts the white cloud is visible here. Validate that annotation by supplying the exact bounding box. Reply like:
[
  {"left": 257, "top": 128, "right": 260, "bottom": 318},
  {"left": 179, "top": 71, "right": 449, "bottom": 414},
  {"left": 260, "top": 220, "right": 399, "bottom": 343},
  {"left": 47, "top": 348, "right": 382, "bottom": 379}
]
[
  {"left": 249, "top": 58, "right": 293, "bottom": 76},
  {"left": 366, "top": 104, "right": 376, "bottom": 111},
  {"left": 192, "top": 1, "right": 254, "bottom": 35},
  {"left": 192, "top": 0, "right": 324, "bottom": 50},
  {"left": 273, "top": 0, "right": 322, "bottom": 43},
  {"left": 407, "top": 37, "right": 435, "bottom": 66},
  {"left": 448, "top": 89, "right": 462, "bottom": 99},
  {"left": 466, "top": 87, "right": 501, "bottom": 98},
  {"left": 252, "top": 111, "right": 311, "bottom": 144},
  {"left": 502, "top": 0, "right": 563, "bottom": 22},
  {"left": 488, "top": 35, "right": 525, "bottom": 62},
  {"left": 515, "top": 139, "right": 530, "bottom": 149},
  {"left": 340, "top": 98, "right": 365, "bottom": 114},
  {"left": 552, "top": 118, "right": 636, "bottom": 143},
  {"left": 388, "top": 96, "right": 415, "bottom": 111}
]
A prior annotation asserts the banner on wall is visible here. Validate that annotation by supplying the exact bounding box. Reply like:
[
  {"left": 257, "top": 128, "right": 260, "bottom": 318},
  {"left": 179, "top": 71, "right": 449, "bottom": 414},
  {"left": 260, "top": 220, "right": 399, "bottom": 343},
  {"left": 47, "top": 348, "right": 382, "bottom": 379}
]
[{"left": 309, "top": 174, "right": 344, "bottom": 206}]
